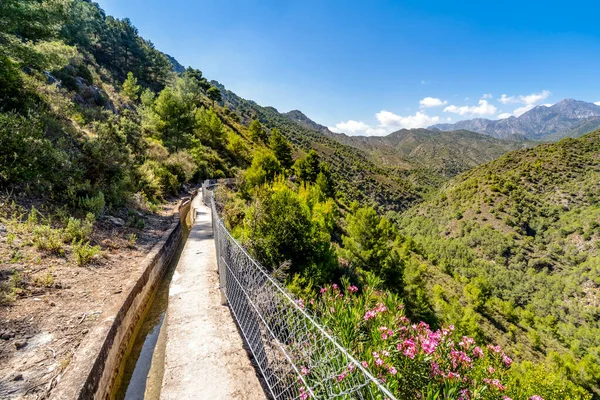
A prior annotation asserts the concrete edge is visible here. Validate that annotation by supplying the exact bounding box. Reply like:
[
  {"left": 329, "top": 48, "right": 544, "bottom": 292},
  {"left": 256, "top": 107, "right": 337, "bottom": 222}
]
[{"left": 51, "top": 191, "right": 197, "bottom": 400}]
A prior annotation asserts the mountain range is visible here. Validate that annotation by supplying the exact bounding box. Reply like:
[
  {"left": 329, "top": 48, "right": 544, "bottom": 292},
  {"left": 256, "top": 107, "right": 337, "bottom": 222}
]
[{"left": 430, "top": 99, "right": 600, "bottom": 140}]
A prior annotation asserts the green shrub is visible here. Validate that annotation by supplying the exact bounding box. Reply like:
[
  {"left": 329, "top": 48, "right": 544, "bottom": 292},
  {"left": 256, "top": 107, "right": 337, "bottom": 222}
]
[
  {"left": 79, "top": 192, "right": 105, "bottom": 218},
  {"left": 165, "top": 150, "right": 197, "bottom": 184},
  {"left": 63, "top": 213, "right": 95, "bottom": 242},
  {"left": 33, "top": 225, "right": 64, "bottom": 255},
  {"left": 72, "top": 240, "right": 100, "bottom": 266},
  {"left": 0, "top": 270, "right": 25, "bottom": 305}
]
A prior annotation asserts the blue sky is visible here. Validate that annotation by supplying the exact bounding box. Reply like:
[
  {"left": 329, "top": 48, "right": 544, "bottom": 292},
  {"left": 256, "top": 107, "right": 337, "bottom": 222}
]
[{"left": 97, "top": 0, "right": 600, "bottom": 135}]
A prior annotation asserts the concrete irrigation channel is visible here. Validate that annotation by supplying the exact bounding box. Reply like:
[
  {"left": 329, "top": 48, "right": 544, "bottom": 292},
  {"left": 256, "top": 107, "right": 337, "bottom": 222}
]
[{"left": 51, "top": 192, "right": 265, "bottom": 399}]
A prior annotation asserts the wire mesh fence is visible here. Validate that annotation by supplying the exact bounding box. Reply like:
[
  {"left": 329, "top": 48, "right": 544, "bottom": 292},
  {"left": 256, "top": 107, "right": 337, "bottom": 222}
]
[{"left": 202, "top": 181, "right": 397, "bottom": 400}]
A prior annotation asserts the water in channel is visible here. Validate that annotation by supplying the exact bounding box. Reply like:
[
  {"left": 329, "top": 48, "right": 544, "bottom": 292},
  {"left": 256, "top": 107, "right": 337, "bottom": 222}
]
[{"left": 113, "top": 220, "right": 191, "bottom": 400}]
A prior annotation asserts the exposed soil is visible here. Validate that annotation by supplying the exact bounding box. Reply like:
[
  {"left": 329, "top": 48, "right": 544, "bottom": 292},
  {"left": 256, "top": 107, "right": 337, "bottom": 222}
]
[{"left": 0, "top": 194, "right": 182, "bottom": 399}]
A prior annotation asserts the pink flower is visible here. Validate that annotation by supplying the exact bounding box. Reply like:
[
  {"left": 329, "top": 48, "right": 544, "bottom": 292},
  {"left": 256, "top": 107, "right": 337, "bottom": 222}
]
[
  {"left": 361, "top": 361, "right": 368, "bottom": 368},
  {"left": 449, "top": 350, "right": 472, "bottom": 369},
  {"left": 372, "top": 351, "right": 379, "bottom": 357},
  {"left": 473, "top": 346, "right": 484, "bottom": 358},
  {"left": 529, "top": 396, "right": 544, "bottom": 400},
  {"left": 375, "top": 358, "right": 384, "bottom": 366},
  {"left": 388, "top": 366, "right": 397, "bottom": 375},
  {"left": 460, "top": 336, "right": 475, "bottom": 349},
  {"left": 447, "top": 372, "right": 461, "bottom": 380},
  {"left": 398, "top": 339, "right": 417, "bottom": 359},
  {"left": 484, "top": 378, "right": 506, "bottom": 391},
  {"left": 502, "top": 354, "right": 512, "bottom": 367},
  {"left": 330, "top": 307, "right": 335, "bottom": 313},
  {"left": 301, "top": 366, "right": 310, "bottom": 375},
  {"left": 431, "top": 362, "right": 443, "bottom": 377},
  {"left": 364, "top": 310, "right": 377, "bottom": 320},
  {"left": 504, "top": 397, "right": 513, "bottom": 400},
  {"left": 332, "top": 283, "right": 339, "bottom": 290},
  {"left": 309, "top": 298, "right": 315, "bottom": 305},
  {"left": 296, "top": 299, "right": 305, "bottom": 309},
  {"left": 487, "top": 344, "right": 502, "bottom": 354},
  {"left": 348, "top": 285, "right": 358, "bottom": 293},
  {"left": 337, "top": 371, "right": 347, "bottom": 381},
  {"left": 299, "top": 386, "right": 310, "bottom": 400},
  {"left": 382, "top": 350, "right": 390, "bottom": 357},
  {"left": 347, "top": 363, "right": 356, "bottom": 372},
  {"left": 421, "top": 333, "right": 440, "bottom": 355},
  {"left": 320, "top": 287, "right": 327, "bottom": 294},
  {"left": 459, "top": 388, "right": 470, "bottom": 400},
  {"left": 488, "top": 366, "right": 495, "bottom": 374}
]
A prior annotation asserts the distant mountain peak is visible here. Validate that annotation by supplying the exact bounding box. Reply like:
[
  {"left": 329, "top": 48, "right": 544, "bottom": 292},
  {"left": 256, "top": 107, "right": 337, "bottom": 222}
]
[
  {"left": 430, "top": 98, "right": 600, "bottom": 141},
  {"left": 284, "top": 109, "right": 330, "bottom": 133}
]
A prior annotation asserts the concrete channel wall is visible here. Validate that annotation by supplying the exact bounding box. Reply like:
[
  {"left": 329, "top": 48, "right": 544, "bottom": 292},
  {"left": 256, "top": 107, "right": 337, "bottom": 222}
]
[{"left": 51, "top": 192, "right": 196, "bottom": 399}]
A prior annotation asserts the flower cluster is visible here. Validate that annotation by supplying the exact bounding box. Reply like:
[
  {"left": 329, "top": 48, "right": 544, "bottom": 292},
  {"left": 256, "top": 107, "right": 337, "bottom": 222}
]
[{"left": 298, "top": 282, "right": 549, "bottom": 400}]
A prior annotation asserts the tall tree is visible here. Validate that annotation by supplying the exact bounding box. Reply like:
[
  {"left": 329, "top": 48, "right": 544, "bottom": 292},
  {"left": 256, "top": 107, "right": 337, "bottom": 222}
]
[
  {"left": 249, "top": 119, "right": 267, "bottom": 143},
  {"left": 122, "top": 72, "right": 141, "bottom": 101},
  {"left": 206, "top": 86, "right": 222, "bottom": 107},
  {"left": 269, "top": 128, "right": 293, "bottom": 169},
  {"left": 293, "top": 150, "right": 320, "bottom": 182}
]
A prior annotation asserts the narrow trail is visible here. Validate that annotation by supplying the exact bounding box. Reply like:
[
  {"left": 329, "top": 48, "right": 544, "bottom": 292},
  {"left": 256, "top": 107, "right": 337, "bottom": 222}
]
[{"left": 159, "top": 195, "right": 265, "bottom": 399}]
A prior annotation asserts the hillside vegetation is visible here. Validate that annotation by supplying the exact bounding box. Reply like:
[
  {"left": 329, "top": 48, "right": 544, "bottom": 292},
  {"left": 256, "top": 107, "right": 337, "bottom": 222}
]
[
  {"left": 2, "top": 1, "right": 599, "bottom": 399},
  {"left": 395, "top": 131, "right": 600, "bottom": 396},
  {"left": 325, "top": 128, "right": 532, "bottom": 189}
]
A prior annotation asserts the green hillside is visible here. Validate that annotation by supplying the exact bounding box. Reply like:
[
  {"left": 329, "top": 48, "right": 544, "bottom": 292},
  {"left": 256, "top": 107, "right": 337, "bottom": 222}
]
[
  {"left": 395, "top": 131, "right": 600, "bottom": 395},
  {"left": 326, "top": 128, "right": 533, "bottom": 189},
  {"left": 215, "top": 85, "right": 421, "bottom": 211}
]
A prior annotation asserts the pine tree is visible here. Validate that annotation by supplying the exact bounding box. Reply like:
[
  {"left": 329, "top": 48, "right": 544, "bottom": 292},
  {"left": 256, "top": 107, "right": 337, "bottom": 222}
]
[
  {"left": 249, "top": 119, "right": 267, "bottom": 143},
  {"left": 122, "top": 72, "right": 141, "bottom": 101},
  {"left": 269, "top": 128, "right": 293, "bottom": 169},
  {"left": 207, "top": 86, "right": 222, "bottom": 107}
]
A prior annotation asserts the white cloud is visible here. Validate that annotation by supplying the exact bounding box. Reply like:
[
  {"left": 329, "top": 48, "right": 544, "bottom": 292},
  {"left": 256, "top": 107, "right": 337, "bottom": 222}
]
[
  {"left": 513, "top": 104, "right": 536, "bottom": 117},
  {"left": 329, "top": 110, "right": 440, "bottom": 136},
  {"left": 542, "top": 103, "right": 553, "bottom": 107},
  {"left": 482, "top": 93, "right": 493, "bottom": 99},
  {"left": 376, "top": 110, "right": 440, "bottom": 129},
  {"left": 498, "top": 90, "right": 552, "bottom": 117},
  {"left": 419, "top": 97, "right": 447, "bottom": 108},
  {"left": 499, "top": 94, "right": 518, "bottom": 104},
  {"left": 594, "top": 101, "right": 600, "bottom": 106},
  {"left": 497, "top": 113, "right": 512, "bottom": 119},
  {"left": 499, "top": 90, "right": 551, "bottom": 105},
  {"left": 328, "top": 120, "right": 370, "bottom": 135},
  {"left": 520, "top": 90, "right": 551, "bottom": 105},
  {"left": 443, "top": 99, "right": 497, "bottom": 116}
]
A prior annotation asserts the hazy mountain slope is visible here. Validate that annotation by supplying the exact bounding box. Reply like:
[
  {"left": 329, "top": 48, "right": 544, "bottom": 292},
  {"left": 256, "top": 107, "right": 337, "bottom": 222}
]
[
  {"left": 395, "top": 131, "right": 600, "bottom": 394},
  {"left": 280, "top": 110, "right": 532, "bottom": 189},
  {"left": 431, "top": 99, "right": 600, "bottom": 140},
  {"left": 325, "top": 128, "right": 531, "bottom": 177},
  {"left": 214, "top": 86, "right": 421, "bottom": 211}
]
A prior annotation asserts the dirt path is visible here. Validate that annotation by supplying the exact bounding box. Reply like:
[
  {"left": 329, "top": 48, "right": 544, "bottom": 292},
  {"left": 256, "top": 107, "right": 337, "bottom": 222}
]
[
  {"left": 160, "top": 196, "right": 265, "bottom": 400},
  {"left": 0, "top": 196, "right": 180, "bottom": 399}
]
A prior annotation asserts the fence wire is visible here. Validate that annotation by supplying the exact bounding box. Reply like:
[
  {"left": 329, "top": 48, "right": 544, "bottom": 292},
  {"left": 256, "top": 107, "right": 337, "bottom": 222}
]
[{"left": 202, "top": 181, "right": 397, "bottom": 400}]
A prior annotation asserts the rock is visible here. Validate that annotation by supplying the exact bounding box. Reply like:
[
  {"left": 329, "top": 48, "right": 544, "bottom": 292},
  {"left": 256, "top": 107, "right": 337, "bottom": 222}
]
[
  {"left": 12, "top": 373, "right": 23, "bottom": 381},
  {"left": 44, "top": 71, "right": 59, "bottom": 85},
  {"left": 106, "top": 216, "right": 125, "bottom": 227},
  {"left": 50, "top": 302, "right": 56, "bottom": 307},
  {"left": 14, "top": 340, "right": 27, "bottom": 350},
  {"left": 82, "top": 329, "right": 89, "bottom": 335},
  {"left": 1, "top": 331, "right": 13, "bottom": 340}
]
